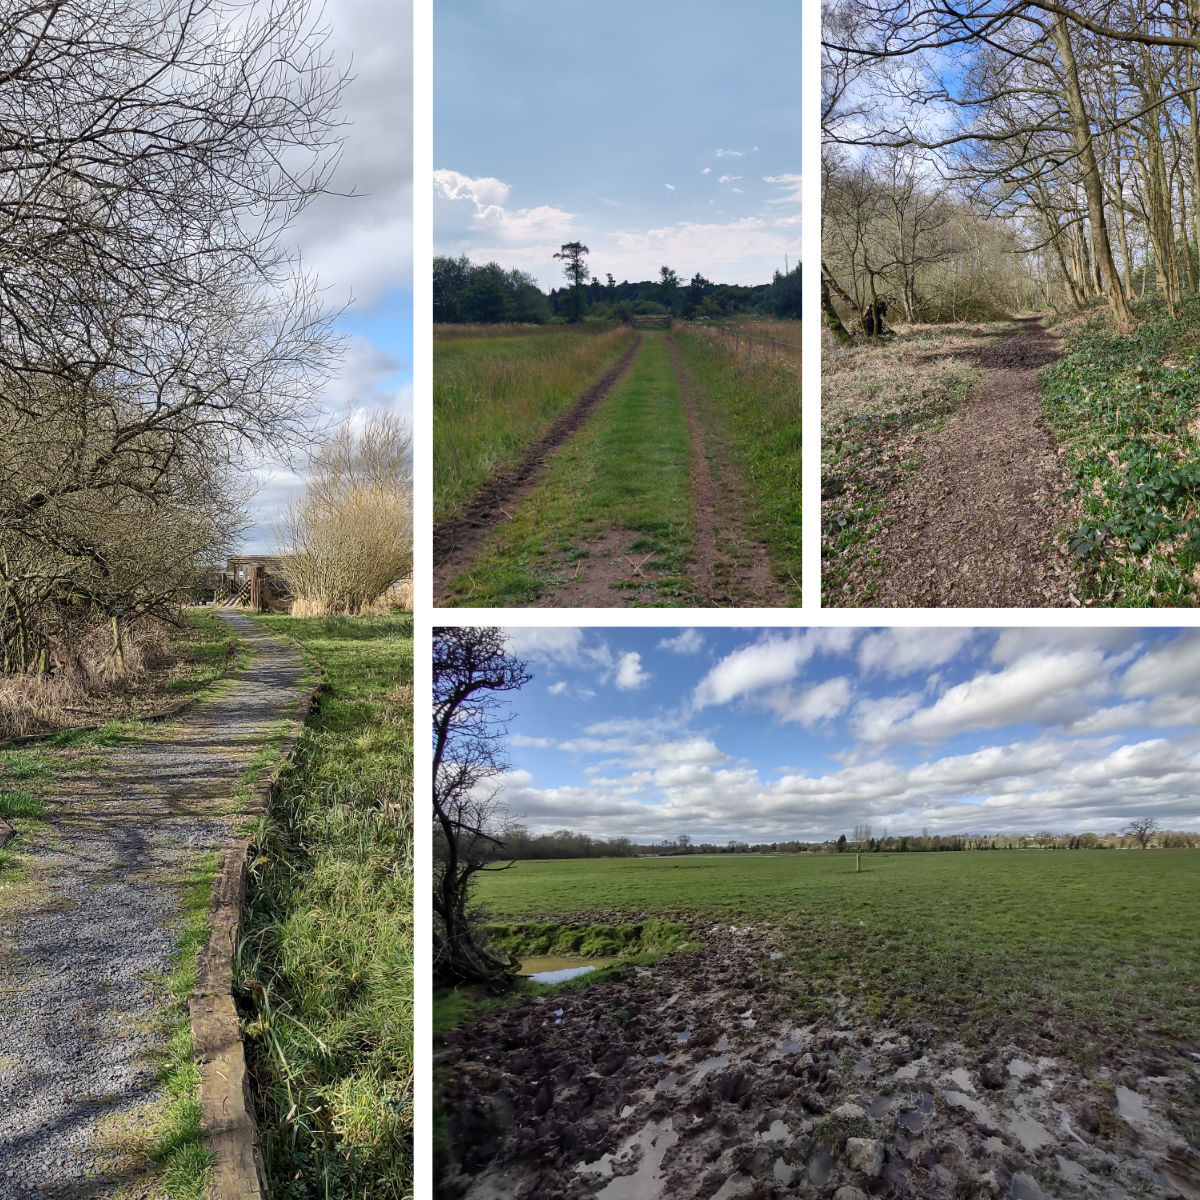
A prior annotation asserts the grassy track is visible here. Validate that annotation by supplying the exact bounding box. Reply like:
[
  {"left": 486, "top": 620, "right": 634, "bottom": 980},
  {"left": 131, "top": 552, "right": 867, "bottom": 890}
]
[
  {"left": 239, "top": 615, "right": 413, "bottom": 1200},
  {"left": 474, "top": 851, "right": 1200, "bottom": 1060},
  {"left": 672, "top": 324, "right": 802, "bottom": 593},
  {"left": 434, "top": 323, "right": 634, "bottom": 524},
  {"left": 1042, "top": 295, "right": 1200, "bottom": 604},
  {"left": 441, "top": 332, "right": 696, "bottom": 606}
]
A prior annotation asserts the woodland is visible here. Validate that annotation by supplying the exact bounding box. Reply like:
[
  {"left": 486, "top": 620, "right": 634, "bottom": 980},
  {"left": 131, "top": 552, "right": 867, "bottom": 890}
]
[{"left": 821, "top": 0, "right": 1200, "bottom": 334}]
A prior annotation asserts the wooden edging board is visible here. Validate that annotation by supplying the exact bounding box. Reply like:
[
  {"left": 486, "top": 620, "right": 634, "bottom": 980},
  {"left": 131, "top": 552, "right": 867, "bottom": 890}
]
[{"left": 189, "top": 637, "right": 324, "bottom": 1200}]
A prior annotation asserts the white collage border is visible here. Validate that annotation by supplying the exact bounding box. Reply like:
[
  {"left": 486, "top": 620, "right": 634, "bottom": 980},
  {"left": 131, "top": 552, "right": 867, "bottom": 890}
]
[{"left": 407, "top": 2, "right": 1200, "bottom": 1193}]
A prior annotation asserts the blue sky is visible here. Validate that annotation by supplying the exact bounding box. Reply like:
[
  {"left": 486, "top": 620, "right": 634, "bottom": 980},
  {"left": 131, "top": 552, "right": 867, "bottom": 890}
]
[
  {"left": 491, "top": 627, "right": 1200, "bottom": 843},
  {"left": 434, "top": 0, "right": 802, "bottom": 290},
  {"left": 243, "top": 0, "right": 413, "bottom": 553}
]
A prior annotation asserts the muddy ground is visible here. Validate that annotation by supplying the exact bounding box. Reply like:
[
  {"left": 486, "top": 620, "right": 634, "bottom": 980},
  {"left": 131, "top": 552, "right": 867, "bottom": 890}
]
[
  {"left": 830, "top": 316, "right": 1078, "bottom": 608},
  {"left": 436, "top": 920, "right": 1200, "bottom": 1200}
]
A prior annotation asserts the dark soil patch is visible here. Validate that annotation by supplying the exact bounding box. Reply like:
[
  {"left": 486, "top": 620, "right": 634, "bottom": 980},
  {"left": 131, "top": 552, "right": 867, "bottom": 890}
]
[
  {"left": 436, "top": 915, "right": 1200, "bottom": 1200},
  {"left": 539, "top": 529, "right": 690, "bottom": 608},
  {"left": 433, "top": 338, "right": 642, "bottom": 596},
  {"left": 833, "top": 317, "right": 1078, "bottom": 608},
  {"left": 665, "top": 337, "right": 794, "bottom": 608}
]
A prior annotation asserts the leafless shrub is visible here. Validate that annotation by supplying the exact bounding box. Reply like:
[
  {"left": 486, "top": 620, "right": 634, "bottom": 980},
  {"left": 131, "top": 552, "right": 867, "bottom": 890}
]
[{"left": 279, "top": 410, "right": 413, "bottom": 615}]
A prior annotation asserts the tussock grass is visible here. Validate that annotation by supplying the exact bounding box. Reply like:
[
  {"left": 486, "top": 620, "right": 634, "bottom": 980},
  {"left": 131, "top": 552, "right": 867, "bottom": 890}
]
[
  {"left": 1041, "top": 294, "right": 1200, "bottom": 604},
  {"left": 239, "top": 615, "right": 413, "bottom": 1200},
  {"left": 434, "top": 323, "right": 635, "bottom": 523},
  {"left": 476, "top": 851, "right": 1200, "bottom": 1061},
  {"left": 484, "top": 919, "right": 692, "bottom": 959},
  {"left": 672, "top": 323, "right": 802, "bottom": 596},
  {"left": 440, "top": 332, "right": 695, "bottom": 606}
]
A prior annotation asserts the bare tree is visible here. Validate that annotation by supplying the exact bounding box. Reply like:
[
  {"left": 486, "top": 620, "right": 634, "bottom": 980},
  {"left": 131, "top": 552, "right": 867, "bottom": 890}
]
[
  {"left": 1, "top": 0, "right": 347, "bottom": 673},
  {"left": 1124, "top": 816, "right": 1160, "bottom": 849},
  {"left": 432, "top": 627, "right": 532, "bottom": 984}
]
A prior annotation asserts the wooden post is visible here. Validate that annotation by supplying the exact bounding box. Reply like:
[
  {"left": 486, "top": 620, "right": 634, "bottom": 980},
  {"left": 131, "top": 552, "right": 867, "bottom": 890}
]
[
  {"left": 249, "top": 564, "right": 261, "bottom": 612},
  {"left": 856, "top": 852, "right": 862, "bottom": 873}
]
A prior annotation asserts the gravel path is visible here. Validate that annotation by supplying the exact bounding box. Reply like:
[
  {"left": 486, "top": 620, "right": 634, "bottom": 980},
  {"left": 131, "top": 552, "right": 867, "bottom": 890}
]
[
  {"left": 0, "top": 612, "right": 305, "bottom": 1199},
  {"left": 859, "top": 317, "right": 1076, "bottom": 608}
]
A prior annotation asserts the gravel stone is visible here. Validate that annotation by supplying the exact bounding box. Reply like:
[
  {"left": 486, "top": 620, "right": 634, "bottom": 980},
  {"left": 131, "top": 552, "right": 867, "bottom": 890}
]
[{"left": 0, "top": 613, "right": 304, "bottom": 1198}]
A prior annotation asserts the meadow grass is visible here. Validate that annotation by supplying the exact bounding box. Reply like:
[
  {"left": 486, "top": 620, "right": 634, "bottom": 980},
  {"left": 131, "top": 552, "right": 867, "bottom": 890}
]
[
  {"left": 434, "top": 323, "right": 634, "bottom": 524},
  {"left": 239, "top": 614, "right": 413, "bottom": 1200},
  {"left": 1041, "top": 294, "right": 1200, "bottom": 604},
  {"left": 441, "top": 332, "right": 696, "bottom": 606},
  {"left": 472, "top": 850, "right": 1200, "bottom": 1060},
  {"left": 672, "top": 323, "right": 802, "bottom": 596},
  {"left": 821, "top": 324, "right": 986, "bottom": 602}
]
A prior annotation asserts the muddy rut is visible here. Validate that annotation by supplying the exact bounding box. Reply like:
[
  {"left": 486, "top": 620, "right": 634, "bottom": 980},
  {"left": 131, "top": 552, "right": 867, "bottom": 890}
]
[
  {"left": 433, "top": 338, "right": 642, "bottom": 596},
  {"left": 436, "top": 919, "right": 1200, "bottom": 1200},
  {"left": 850, "top": 317, "right": 1076, "bottom": 608},
  {"left": 435, "top": 332, "right": 792, "bottom": 607}
]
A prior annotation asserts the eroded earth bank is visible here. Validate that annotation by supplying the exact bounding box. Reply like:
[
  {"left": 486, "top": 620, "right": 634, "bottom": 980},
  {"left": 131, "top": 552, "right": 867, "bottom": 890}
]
[{"left": 437, "top": 921, "right": 1200, "bottom": 1200}]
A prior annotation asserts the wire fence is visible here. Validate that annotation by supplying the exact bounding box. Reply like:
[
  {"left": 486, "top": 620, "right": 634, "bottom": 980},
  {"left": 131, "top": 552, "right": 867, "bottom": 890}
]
[{"left": 693, "top": 321, "right": 803, "bottom": 374}]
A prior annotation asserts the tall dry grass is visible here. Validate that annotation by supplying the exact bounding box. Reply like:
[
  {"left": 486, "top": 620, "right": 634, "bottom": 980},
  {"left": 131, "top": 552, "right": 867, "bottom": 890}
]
[{"left": 434, "top": 323, "right": 636, "bottom": 523}]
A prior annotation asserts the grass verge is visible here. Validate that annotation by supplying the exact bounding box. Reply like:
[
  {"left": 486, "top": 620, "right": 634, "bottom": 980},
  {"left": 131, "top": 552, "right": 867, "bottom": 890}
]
[
  {"left": 434, "top": 323, "right": 634, "bottom": 524},
  {"left": 672, "top": 324, "right": 802, "bottom": 597},
  {"left": 441, "top": 332, "right": 696, "bottom": 606},
  {"left": 821, "top": 325, "right": 988, "bottom": 603},
  {"left": 1042, "top": 294, "right": 1200, "bottom": 604},
  {"left": 238, "top": 614, "right": 414, "bottom": 1200}
]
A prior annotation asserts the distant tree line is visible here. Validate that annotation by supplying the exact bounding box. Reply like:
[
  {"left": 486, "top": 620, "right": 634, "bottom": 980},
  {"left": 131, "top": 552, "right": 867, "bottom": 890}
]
[
  {"left": 497, "top": 824, "right": 1198, "bottom": 860},
  {"left": 433, "top": 255, "right": 801, "bottom": 326}
]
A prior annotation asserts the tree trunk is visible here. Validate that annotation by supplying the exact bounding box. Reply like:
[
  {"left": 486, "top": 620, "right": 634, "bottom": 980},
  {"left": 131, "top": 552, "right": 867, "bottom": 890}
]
[{"left": 1050, "top": 15, "right": 1135, "bottom": 331}]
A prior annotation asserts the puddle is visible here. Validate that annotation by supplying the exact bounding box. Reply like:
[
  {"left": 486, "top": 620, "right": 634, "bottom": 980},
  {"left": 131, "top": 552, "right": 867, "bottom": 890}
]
[
  {"left": 773, "top": 1157, "right": 794, "bottom": 1186},
  {"left": 1007, "top": 1058, "right": 1037, "bottom": 1080},
  {"left": 944, "top": 1090, "right": 992, "bottom": 1123},
  {"left": 577, "top": 1118, "right": 680, "bottom": 1198},
  {"left": 1115, "top": 1085, "right": 1152, "bottom": 1127},
  {"left": 948, "top": 1066, "right": 975, "bottom": 1092},
  {"left": 655, "top": 1072, "right": 682, "bottom": 1093},
  {"left": 711, "top": 1173, "right": 751, "bottom": 1200},
  {"left": 778, "top": 1037, "right": 805, "bottom": 1055},
  {"left": 1008, "top": 1114, "right": 1054, "bottom": 1153},
  {"left": 898, "top": 1109, "right": 927, "bottom": 1132},
  {"left": 716, "top": 1034, "right": 729, "bottom": 1052},
  {"left": 690, "top": 1053, "right": 729, "bottom": 1080},
  {"left": 673, "top": 1031, "right": 690, "bottom": 1043},
  {"left": 521, "top": 956, "right": 616, "bottom": 984},
  {"left": 756, "top": 1119, "right": 789, "bottom": 1144},
  {"left": 769, "top": 951, "right": 782, "bottom": 960}
]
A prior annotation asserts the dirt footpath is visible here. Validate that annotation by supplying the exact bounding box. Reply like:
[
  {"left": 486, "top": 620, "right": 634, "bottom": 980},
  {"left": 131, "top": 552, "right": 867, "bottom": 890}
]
[
  {"left": 0, "top": 612, "right": 306, "bottom": 1199},
  {"left": 851, "top": 317, "right": 1076, "bottom": 608},
  {"left": 436, "top": 921, "right": 1200, "bottom": 1200}
]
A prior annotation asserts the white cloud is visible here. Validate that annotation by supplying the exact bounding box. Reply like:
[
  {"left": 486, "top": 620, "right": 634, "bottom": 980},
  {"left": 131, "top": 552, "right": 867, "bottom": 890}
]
[
  {"left": 717, "top": 174, "right": 742, "bottom": 184},
  {"left": 658, "top": 629, "right": 705, "bottom": 655},
  {"left": 715, "top": 148, "right": 745, "bottom": 157},
  {"left": 763, "top": 174, "right": 803, "bottom": 205},
  {"left": 766, "top": 677, "right": 853, "bottom": 729},
  {"left": 547, "top": 681, "right": 567, "bottom": 695},
  {"left": 615, "top": 651, "right": 651, "bottom": 691},
  {"left": 1121, "top": 630, "right": 1200, "bottom": 697},
  {"left": 434, "top": 168, "right": 575, "bottom": 242},
  {"left": 857, "top": 628, "right": 975, "bottom": 678},
  {"left": 504, "top": 627, "right": 585, "bottom": 664},
  {"left": 510, "top": 733, "right": 551, "bottom": 748},
  {"left": 701, "top": 167, "right": 712, "bottom": 174},
  {"left": 665, "top": 183, "right": 675, "bottom": 190}
]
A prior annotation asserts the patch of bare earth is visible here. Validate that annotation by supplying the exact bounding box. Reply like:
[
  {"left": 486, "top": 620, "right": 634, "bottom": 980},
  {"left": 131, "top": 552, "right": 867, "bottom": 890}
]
[
  {"left": 436, "top": 919, "right": 1200, "bottom": 1200},
  {"left": 837, "top": 317, "right": 1077, "bottom": 608},
  {"left": 538, "top": 530, "right": 685, "bottom": 608},
  {"left": 665, "top": 337, "right": 794, "bottom": 608},
  {"left": 433, "top": 338, "right": 642, "bottom": 599}
]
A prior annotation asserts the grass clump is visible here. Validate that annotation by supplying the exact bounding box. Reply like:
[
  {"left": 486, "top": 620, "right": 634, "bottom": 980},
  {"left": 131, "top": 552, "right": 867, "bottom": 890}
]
[
  {"left": 434, "top": 323, "right": 634, "bottom": 524},
  {"left": 441, "top": 332, "right": 696, "bottom": 606},
  {"left": 484, "top": 919, "right": 691, "bottom": 959},
  {"left": 671, "top": 324, "right": 802, "bottom": 599},
  {"left": 1042, "top": 294, "right": 1200, "bottom": 604},
  {"left": 239, "top": 614, "right": 413, "bottom": 1200}
]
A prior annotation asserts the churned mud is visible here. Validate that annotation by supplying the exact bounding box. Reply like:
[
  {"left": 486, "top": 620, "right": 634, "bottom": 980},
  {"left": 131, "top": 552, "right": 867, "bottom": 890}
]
[
  {"left": 837, "top": 317, "right": 1077, "bottom": 608},
  {"left": 436, "top": 920, "right": 1200, "bottom": 1200},
  {"left": 433, "top": 337, "right": 642, "bottom": 597}
]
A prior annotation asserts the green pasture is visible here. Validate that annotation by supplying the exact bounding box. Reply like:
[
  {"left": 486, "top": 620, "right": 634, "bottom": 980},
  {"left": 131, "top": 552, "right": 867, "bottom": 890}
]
[{"left": 473, "top": 850, "right": 1200, "bottom": 1059}]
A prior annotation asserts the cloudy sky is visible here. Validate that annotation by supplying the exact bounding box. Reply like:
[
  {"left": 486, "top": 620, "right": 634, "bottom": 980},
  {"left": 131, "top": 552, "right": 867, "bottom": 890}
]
[
  {"left": 434, "top": 0, "right": 802, "bottom": 291},
  {"left": 491, "top": 626, "right": 1200, "bottom": 843},
  {"left": 244, "top": 0, "right": 413, "bottom": 552}
]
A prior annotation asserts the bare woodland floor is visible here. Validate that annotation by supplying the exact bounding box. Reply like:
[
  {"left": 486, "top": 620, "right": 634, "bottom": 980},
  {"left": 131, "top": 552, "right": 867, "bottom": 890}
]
[{"left": 824, "top": 317, "right": 1079, "bottom": 608}]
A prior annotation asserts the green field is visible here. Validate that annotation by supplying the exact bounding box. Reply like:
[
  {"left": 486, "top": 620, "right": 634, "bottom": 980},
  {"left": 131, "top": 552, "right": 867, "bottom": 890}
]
[
  {"left": 473, "top": 850, "right": 1200, "bottom": 1059},
  {"left": 433, "top": 323, "right": 634, "bottom": 524},
  {"left": 240, "top": 615, "right": 414, "bottom": 1200}
]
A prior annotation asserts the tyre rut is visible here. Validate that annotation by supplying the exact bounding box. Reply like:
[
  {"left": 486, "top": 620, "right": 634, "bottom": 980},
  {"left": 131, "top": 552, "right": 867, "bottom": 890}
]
[{"left": 433, "top": 335, "right": 642, "bottom": 595}]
